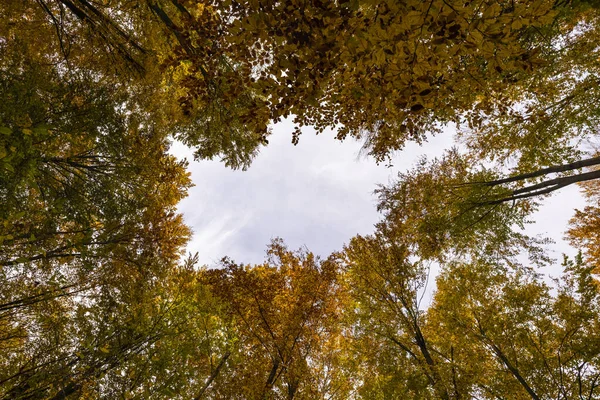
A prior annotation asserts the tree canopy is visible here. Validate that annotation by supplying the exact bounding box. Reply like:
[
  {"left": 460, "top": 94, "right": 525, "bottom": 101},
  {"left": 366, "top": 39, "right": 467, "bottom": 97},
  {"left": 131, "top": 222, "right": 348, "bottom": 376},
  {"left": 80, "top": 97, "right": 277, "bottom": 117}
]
[{"left": 2, "top": 0, "right": 600, "bottom": 398}]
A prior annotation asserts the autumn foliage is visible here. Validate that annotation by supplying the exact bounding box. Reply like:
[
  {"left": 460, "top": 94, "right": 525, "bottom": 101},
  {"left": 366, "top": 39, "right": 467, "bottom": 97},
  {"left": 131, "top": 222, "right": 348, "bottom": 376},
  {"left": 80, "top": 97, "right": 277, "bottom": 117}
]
[{"left": 2, "top": 0, "right": 600, "bottom": 398}]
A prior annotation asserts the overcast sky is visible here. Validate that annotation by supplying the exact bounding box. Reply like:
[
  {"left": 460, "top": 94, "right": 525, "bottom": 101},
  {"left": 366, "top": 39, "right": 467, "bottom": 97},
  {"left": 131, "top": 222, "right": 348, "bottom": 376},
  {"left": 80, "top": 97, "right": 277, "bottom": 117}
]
[{"left": 171, "top": 120, "right": 586, "bottom": 278}]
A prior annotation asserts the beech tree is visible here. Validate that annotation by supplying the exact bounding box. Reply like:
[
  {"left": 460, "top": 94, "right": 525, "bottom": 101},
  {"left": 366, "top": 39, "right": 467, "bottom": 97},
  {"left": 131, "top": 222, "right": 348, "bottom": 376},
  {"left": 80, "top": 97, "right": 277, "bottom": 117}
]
[
  {"left": 6, "top": 0, "right": 597, "bottom": 170},
  {"left": 428, "top": 255, "right": 600, "bottom": 399},
  {"left": 343, "top": 233, "right": 447, "bottom": 399},
  {"left": 203, "top": 240, "right": 355, "bottom": 400},
  {"left": 3, "top": 0, "right": 600, "bottom": 398},
  {"left": 0, "top": 14, "right": 193, "bottom": 400},
  {"left": 342, "top": 165, "right": 600, "bottom": 399},
  {"left": 0, "top": 52, "right": 191, "bottom": 306}
]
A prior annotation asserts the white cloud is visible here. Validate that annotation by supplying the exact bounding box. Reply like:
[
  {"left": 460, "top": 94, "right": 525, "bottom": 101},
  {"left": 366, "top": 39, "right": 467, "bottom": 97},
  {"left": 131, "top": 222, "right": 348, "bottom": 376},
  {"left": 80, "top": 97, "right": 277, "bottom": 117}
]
[
  {"left": 171, "top": 120, "right": 448, "bottom": 265},
  {"left": 171, "top": 119, "right": 585, "bottom": 274}
]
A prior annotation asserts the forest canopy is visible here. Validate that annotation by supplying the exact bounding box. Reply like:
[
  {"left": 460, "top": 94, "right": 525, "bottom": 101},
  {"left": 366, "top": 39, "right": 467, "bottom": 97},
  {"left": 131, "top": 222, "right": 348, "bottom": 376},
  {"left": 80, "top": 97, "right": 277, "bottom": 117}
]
[{"left": 2, "top": 0, "right": 600, "bottom": 398}]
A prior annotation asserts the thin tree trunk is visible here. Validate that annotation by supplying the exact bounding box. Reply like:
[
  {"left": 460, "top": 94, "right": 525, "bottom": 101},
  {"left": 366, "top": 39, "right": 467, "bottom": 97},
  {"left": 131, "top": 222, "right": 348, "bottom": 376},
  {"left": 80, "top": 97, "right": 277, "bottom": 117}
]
[
  {"left": 490, "top": 343, "right": 541, "bottom": 400},
  {"left": 194, "top": 351, "right": 231, "bottom": 400},
  {"left": 483, "top": 169, "right": 600, "bottom": 205},
  {"left": 462, "top": 155, "right": 600, "bottom": 204},
  {"left": 479, "top": 155, "right": 600, "bottom": 187}
]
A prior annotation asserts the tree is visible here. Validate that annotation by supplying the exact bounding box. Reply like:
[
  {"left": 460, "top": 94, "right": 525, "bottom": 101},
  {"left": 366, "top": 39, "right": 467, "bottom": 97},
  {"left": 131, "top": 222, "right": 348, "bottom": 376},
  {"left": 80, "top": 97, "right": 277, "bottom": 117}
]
[
  {"left": 340, "top": 145, "right": 563, "bottom": 398},
  {"left": 0, "top": 54, "right": 191, "bottom": 299},
  {"left": 568, "top": 173, "right": 600, "bottom": 268},
  {"left": 343, "top": 233, "right": 449, "bottom": 399},
  {"left": 0, "top": 251, "right": 236, "bottom": 400},
  {"left": 428, "top": 255, "right": 600, "bottom": 399},
  {"left": 0, "top": 20, "right": 194, "bottom": 399},
  {"left": 4, "top": 0, "right": 600, "bottom": 398},
  {"left": 342, "top": 158, "right": 600, "bottom": 399},
  {"left": 203, "top": 240, "right": 355, "bottom": 400},
  {"left": 10, "top": 0, "right": 598, "bottom": 171},
  {"left": 373, "top": 149, "right": 547, "bottom": 262},
  {"left": 149, "top": 0, "right": 571, "bottom": 165}
]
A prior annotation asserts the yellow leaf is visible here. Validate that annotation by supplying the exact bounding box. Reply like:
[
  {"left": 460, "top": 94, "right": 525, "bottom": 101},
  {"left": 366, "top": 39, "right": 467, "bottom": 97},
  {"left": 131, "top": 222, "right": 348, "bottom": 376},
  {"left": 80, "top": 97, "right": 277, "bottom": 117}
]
[
  {"left": 469, "top": 30, "right": 483, "bottom": 45},
  {"left": 511, "top": 19, "right": 523, "bottom": 30}
]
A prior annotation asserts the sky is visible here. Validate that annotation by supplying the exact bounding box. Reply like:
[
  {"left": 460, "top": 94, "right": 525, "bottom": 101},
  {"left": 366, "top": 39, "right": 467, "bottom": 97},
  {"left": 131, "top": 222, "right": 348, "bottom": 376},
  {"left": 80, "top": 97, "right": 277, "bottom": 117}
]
[{"left": 171, "top": 119, "right": 587, "bottom": 280}]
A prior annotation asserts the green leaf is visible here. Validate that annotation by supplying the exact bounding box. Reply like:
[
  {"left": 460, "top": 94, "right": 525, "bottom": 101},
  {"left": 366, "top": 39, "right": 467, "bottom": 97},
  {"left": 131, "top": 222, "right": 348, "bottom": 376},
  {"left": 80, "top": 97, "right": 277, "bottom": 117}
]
[
  {"left": 2, "top": 162, "right": 14, "bottom": 173},
  {"left": 32, "top": 126, "right": 49, "bottom": 136}
]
